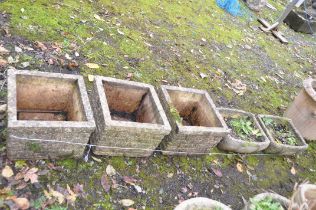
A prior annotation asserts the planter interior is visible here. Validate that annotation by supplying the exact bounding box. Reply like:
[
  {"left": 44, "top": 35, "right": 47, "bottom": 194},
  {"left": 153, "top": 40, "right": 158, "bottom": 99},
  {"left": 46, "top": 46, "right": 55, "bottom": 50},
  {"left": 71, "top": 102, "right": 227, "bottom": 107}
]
[
  {"left": 103, "top": 80, "right": 163, "bottom": 124},
  {"left": 166, "top": 89, "right": 222, "bottom": 127},
  {"left": 16, "top": 75, "right": 85, "bottom": 122},
  {"left": 260, "top": 116, "right": 306, "bottom": 147}
]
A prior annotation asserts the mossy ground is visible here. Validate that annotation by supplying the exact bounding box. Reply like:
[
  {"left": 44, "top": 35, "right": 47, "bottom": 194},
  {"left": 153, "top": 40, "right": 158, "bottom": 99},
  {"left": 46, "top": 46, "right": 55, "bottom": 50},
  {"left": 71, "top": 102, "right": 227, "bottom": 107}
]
[{"left": 1, "top": 0, "right": 316, "bottom": 209}]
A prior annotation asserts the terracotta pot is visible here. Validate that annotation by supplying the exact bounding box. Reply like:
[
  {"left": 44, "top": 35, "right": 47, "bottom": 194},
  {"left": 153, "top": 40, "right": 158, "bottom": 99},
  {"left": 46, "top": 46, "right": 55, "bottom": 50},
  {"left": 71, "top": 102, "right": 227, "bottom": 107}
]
[
  {"left": 285, "top": 78, "right": 316, "bottom": 140},
  {"left": 257, "top": 114, "right": 308, "bottom": 155},
  {"left": 244, "top": 193, "right": 293, "bottom": 210},
  {"left": 293, "top": 184, "right": 316, "bottom": 210},
  {"left": 174, "top": 197, "right": 231, "bottom": 210},
  {"left": 217, "top": 108, "right": 270, "bottom": 153}
]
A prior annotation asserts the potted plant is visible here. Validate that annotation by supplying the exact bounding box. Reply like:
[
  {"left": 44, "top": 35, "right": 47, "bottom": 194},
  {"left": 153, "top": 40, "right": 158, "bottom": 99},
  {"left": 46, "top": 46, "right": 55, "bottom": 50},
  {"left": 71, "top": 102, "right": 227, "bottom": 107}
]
[
  {"left": 257, "top": 115, "right": 308, "bottom": 155},
  {"left": 174, "top": 197, "right": 232, "bottom": 210},
  {"left": 244, "top": 193, "right": 292, "bottom": 210},
  {"left": 285, "top": 78, "right": 316, "bottom": 140},
  {"left": 292, "top": 183, "right": 316, "bottom": 210},
  {"left": 217, "top": 108, "right": 270, "bottom": 153}
]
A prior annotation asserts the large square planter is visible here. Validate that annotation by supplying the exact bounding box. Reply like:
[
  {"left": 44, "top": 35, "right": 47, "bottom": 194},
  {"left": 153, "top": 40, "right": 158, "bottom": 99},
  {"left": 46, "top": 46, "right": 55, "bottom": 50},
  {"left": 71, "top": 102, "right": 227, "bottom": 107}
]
[
  {"left": 257, "top": 114, "right": 308, "bottom": 155},
  {"left": 7, "top": 69, "right": 96, "bottom": 160},
  {"left": 285, "top": 78, "right": 316, "bottom": 140},
  {"left": 91, "top": 76, "right": 171, "bottom": 157},
  {"left": 158, "top": 85, "right": 229, "bottom": 155},
  {"left": 217, "top": 108, "right": 270, "bottom": 153}
]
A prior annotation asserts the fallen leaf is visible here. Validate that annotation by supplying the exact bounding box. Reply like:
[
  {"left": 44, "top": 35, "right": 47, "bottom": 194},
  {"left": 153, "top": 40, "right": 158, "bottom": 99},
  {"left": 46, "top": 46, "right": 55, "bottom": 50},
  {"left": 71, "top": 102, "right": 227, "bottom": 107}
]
[
  {"left": 91, "top": 156, "right": 102, "bottom": 162},
  {"left": 88, "top": 74, "right": 94, "bottom": 82},
  {"left": 200, "top": 73, "right": 207, "bottom": 79},
  {"left": 66, "top": 184, "right": 77, "bottom": 203},
  {"left": 15, "top": 181, "right": 27, "bottom": 190},
  {"left": 14, "top": 46, "right": 22, "bottom": 53},
  {"left": 0, "top": 58, "right": 8, "bottom": 67},
  {"left": 117, "top": 29, "right": 125, "bottom": 35},
  {"left": 119, "top": 199, "right": 135, "bottom": 207},
  {"left": 85, "top": 63, "right": 99, "bottom": 69},
  {"left": 94, "top": 14, "right": 104, "bottom": 21},
  {"left": 123, "top": 176, "right": 137, "bottom": 185},
  {"left": 106, "top": 165, "right": 116, "bottom": 176},
  {"left": 73, "top": 183, "right": 84, "bottom": 195},
  {"left": 133, "top": 185, "right": 142, "bottom": 193},
  {"left": 67, "top": 60, "right": 79, "bottom": 69},
  {"left": 2, "top": 165, "right": 14, "bottom": 178},
  {"left": 225, "top": 80, "right": 247, "bottom": 96},
  {"left": 21, "top": 62, "right": 30, "bottom": 68},
  {"left": 35, "top": 41, "right": 47, "bottom": 51},
  {"left": 45, "top": 186, "right": 65, "bottom": 204},
  {"left": 209, "top": 166, "right": 223, "bottom": 177},
  {"left": 126, "top": 73, "right": 133, "bottom": 80},
  {"left": 236, "top": 162, "right": 244, "bottom": 173},
  {"left": 0, "top": 46, "right": 9, "bottom": 55},
  {"left": 24, "top": 167, "right": 39, "bottom": 183},
  {"left": 101, "top": 174, "right": 111, "bottom": 193},
  {"left": 12, "top": 197, "right": 30, "bottom": 210},
  {"left": 291, "top": 166, "right": 296, "bottom": 175}
]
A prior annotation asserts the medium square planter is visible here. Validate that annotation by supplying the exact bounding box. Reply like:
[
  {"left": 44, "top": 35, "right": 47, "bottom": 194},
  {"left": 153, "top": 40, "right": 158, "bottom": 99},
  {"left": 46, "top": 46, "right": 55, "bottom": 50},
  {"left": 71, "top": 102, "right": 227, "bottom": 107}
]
[
  {"left": 257, "top": 114, "right": 308, "bottom": 155},
  {"left": 293, "top": 184, "right": 316, "bottom": 209},
  {"left": 91, "top": 76, "right": 171, "bottom": 157},
  {"left": 7, "top": 69, "right": 96, "bottom": 160},
  {"left": 158, "top": 85, "right": 229, "bottom": 155},
  {"left": 285, "top": 78, "right": 316, "bottom": 140},
  {"left": 217, "top": 108, "right": 270, "bottom": 153}
]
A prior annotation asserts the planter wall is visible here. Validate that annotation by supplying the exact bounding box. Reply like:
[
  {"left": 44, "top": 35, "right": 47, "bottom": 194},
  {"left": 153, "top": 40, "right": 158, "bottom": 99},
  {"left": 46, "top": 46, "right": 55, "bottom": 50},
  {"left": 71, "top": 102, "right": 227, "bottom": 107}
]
[
  {"left": 174, "top": 197, "right": 232, "bottom": 210},
  {"left": 285, "top": 78, "right": 316, "bottom": 140},
  {"left": 293, "top": 184, "right": 316, "bottom": 210},
  {"left": 217, "top": 108, "right": 270, "bottom": 153},
  {"left": 158, "top": 85, "right": 229, "bottom": 155},
  {"left": 244, "top": 193, "right": 292, "bottom": 210},
  {"left": 284, "top": 11, "right": 316, "bottom": 34},
  {"left": 91, "top": 76, "right": 171, "bottom": 157},
  {"left": 7, "top": 69, "right": 96, "bottom": 160},
  {"left": 257, "top": 114, "right": 308, "bottom": 155}
]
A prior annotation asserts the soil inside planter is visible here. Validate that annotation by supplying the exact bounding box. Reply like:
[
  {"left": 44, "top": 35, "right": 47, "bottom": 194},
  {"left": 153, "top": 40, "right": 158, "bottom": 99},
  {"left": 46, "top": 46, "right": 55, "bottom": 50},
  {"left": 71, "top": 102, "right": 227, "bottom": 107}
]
[
  {"left": 262, "top": 117, "right": 300, "bottom": 146},
  {"left": 17, "top": 110, "right": 68, "bottom": 121},
  {"left": 225, "top": 116, "right": 264, "bottom": 142}
]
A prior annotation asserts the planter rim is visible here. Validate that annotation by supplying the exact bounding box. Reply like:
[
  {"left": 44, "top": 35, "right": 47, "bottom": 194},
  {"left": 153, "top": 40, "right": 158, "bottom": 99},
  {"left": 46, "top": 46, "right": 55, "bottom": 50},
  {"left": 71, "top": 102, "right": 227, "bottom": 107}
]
[
  {"left": 218, "top": 107, "right": 270, "bottom": 146},
  {"left": 297, "top": 183, "right": 316, "bottom": 202},
  {"left": 303, "top": 78, "right": 316, "bottom": 102},
  {"left": 257, "top": 114, "right": 308, "bottom": 150},
  {"left": 174, "top": 197, "right": 232, "bottom": 210}
]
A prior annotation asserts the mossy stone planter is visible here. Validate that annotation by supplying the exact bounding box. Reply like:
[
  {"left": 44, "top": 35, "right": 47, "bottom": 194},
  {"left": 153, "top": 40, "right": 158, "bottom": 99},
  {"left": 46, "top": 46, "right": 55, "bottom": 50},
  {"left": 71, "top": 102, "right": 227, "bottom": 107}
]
[
  {"left": 158, "top": 85, "right": 229, "bottom": 155},
  {"left": 91, "top": 76, "right": 171, "bottom": 157},
  {"left": 285, "top": 78, "right": 316, "bottom": 140},
  {"left": 243, "top": 193, "right": 292, "bottom": 210},
  {"left": 174, "top": 197, "right": 232, "bottom": 210},
  {"left": 257, "top": 114, "right": 308, "bottom": 155},
  {"left": 217, "top": 108, "right": 270, "bottom": 153},
  {"left": 7, "top": 69, "right": 96, "bottom": 160},
  {"left": 293, "top": 184, "right": 316, "bottom": 209}
]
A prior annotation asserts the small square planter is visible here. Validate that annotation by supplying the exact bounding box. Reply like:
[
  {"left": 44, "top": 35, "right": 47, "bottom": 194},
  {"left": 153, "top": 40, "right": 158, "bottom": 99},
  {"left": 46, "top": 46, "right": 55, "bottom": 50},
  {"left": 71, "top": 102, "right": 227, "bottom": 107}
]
[
  {"left": 217, "top": 108, "right": 270, "bottom": 153},
  {"left": 91, "top": 76, "right": 171, "bottom": 157},
  {"left": 257, "top": 114, "right": 308, "bottom": 155},
  {"left": 285, "top": 78, "right": 316, "bottom": 140},
  {"left": 158, "top": 85, "right": 229, "bottom": 155},
  {"left": 7, "top": 69, "right": 96, "bottom": 160}
]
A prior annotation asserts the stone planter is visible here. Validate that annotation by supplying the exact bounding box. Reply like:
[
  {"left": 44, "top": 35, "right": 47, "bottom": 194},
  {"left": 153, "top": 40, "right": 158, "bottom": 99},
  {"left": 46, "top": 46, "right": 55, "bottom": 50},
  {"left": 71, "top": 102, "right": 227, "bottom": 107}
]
[
  {"left": 284, "top": 11, "right": 316, "bottom": 34},
  {"left": 217, "top": 108, "right": 270, "bottom": 153},
  {"left": 174, "top": 197, "right": 232, "bottom": 210},
  {"left": 285, "top": 78, "right": 316, "bottom": 140},
  {"left": 293, "top": 184, "right": 316, "bottom": 210},
  {"left": 257, "top": 114, "right": 308, "bottom": 155},
  {"left": 91, "top": 76, "right": 171, "bottom": 157},
  {"left": 244, "top": 193, "right": 292, "bottom": 210},
  {"left": 158, "top": 85, "right": 229, "bottom": 155},
  {"left": 7, "top": 69, "right": 96, "bottom": 160}
]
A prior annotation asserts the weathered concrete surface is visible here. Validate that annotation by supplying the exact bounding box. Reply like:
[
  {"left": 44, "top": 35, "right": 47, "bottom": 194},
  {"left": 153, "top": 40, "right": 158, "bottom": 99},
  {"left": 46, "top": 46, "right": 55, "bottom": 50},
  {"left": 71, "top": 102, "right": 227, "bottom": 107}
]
[
  {"left": 7, "top": 69, "right": 96, "bottom": 160},
  {"left": 158, "top": 85, "right": 229, "bottom": 155},
  {"left": 285, "top": 78, "right": 316, "bottom": 140},
  {"left": 257, "top": 114, "right": 308, "bottom": 155},
  {"left": 284, "top": 11, "right": 316, "bottom": 34},
  {"left": 217, "top": 108, "right": 270, "bottom": 153},
  {"left": 91, "top": 76, "right": 171, "bottom": 157}
]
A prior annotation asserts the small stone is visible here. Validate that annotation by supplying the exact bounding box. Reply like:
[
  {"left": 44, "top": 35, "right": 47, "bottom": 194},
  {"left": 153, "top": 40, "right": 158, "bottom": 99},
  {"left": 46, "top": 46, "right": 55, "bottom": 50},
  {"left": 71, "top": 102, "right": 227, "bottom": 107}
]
[
  {"left": 159, "top": 188, "right": 164, "bottom": 194},
  {"left": 15, "top": 46, "right": 23, "bottom": 53},
  {"left": 106, "top": 165, "right": 116, "bottom": 176}
]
